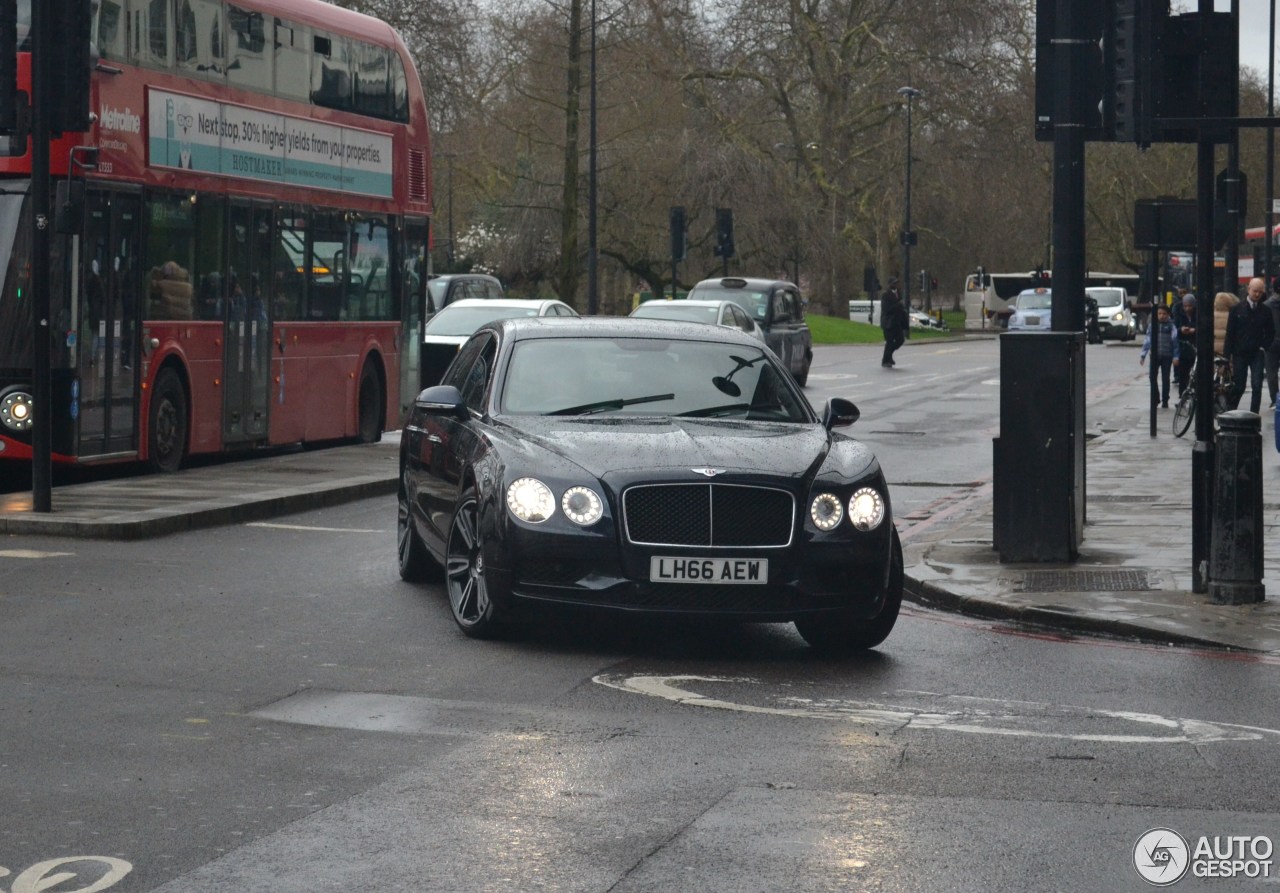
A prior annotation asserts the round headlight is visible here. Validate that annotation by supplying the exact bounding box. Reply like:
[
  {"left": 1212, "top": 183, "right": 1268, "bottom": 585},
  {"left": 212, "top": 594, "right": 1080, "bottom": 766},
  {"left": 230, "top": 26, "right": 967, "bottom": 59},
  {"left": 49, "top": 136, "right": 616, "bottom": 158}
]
[
  {"left": 809, "top": 493, "right": 843, "bottom": 531},
  {"left": 561, "top": 486, "right": 603, "bottom": 526},
  {"left": 848, "top": 487, "right": 885, "bottom": 531},
  {"left": 0, "top": 389, "right": 33, "bottom": 432},
  {"left": 506, "top": 477, "right": 555, "bottom": 523}
]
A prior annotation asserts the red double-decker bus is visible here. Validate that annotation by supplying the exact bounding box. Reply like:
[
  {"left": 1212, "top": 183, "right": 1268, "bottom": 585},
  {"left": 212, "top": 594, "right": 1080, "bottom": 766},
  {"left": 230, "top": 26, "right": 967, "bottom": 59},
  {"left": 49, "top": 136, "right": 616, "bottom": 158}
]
[{"left": 0, "top": 0, "right": 431, "bottom": 472}]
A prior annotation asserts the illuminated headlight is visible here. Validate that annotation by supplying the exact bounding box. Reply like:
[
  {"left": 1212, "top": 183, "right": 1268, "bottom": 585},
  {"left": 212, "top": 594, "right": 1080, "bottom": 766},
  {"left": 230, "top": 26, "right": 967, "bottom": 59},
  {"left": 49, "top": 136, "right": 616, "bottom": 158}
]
[
  {"left": 0, "top": 389, "right": 33, "bottom": 432},
  {"left": 809, "top": 493, "right": 844, "bottom": 531},
  {"left": 848, "top": 487, "right": 885, "bottom": 531},
  {"left": 561, "top": 486, "right": 603, "bottom": 526},
  {"left": 506, "top": 477, "right": 555, "bottom": 522},
  {"left": 1111, "top": 312, "right": 1125, "bottom": 322}
]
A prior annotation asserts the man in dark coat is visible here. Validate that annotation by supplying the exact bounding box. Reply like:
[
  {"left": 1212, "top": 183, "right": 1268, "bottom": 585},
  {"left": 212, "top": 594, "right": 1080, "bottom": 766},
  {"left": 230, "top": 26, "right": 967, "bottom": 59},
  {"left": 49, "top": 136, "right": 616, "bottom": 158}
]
[
  {"left": 880, "top": 277, "right": 909, "bottom": 368},
  {"left": 1224, "top": 277, "right": 1277, "bottom": 413},
  {"left": 1170, "top": 290, "right": 1197, "bottom": 396}
]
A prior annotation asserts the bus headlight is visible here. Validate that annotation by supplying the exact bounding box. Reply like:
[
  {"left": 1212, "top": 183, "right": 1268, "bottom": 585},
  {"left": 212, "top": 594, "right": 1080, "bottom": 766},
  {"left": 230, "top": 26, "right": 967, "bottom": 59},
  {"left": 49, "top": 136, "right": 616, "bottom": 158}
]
[
  {"left": 848, "top": 487, "right": 885, "bottom": 531},
  {"left": 0, "top": 387, "right": 33, "bottom": 432}
]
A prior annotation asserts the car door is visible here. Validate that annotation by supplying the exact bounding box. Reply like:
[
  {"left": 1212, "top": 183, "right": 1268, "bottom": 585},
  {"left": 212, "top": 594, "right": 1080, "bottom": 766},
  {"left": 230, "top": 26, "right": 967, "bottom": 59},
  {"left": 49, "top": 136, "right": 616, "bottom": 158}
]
[{"left": 421, "top": 333, "right": 499, "bottom": 549}]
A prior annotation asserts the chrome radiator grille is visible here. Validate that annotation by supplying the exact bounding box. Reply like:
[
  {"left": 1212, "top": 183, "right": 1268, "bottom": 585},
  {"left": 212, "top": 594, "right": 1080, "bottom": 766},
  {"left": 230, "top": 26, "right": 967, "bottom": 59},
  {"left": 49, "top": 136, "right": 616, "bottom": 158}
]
[{"left": 622, "top": 483, "right": 794, "bottom": 547}]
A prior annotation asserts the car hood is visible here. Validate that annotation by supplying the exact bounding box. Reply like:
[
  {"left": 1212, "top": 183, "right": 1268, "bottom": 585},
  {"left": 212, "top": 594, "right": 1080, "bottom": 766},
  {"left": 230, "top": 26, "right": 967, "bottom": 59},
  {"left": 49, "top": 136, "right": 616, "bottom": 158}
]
[{"left": 493, "top": 415, "right": 850, "bottom": 481}]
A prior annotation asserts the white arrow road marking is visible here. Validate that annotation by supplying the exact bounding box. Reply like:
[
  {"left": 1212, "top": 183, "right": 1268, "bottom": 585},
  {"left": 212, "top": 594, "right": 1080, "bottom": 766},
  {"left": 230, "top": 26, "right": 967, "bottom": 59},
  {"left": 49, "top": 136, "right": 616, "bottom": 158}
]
[{"left": 592, "top": 675, "right": 1278, "bottom": 745}]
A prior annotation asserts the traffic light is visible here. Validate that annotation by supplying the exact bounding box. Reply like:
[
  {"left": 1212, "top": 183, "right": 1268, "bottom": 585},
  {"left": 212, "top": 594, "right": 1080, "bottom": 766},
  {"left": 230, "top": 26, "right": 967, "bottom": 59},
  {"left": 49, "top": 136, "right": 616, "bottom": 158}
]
[
  {"left": 669, "top": 206, "right": 687, "bottom": 263},
  {"left": 1111, "top": 0, "right": 1166, "bottom": 145},
  {"left": 0, "top": 0, "right": 16, "bottom": 134},
  {"left": 713, "top": 208, "right": 734, "bottom": 259},
  {"left": 48, "top": 0, "right": 92, "bottom": 134},
  {"left": 1034, "top": 0, "right": 1112, "bottom": 141}
]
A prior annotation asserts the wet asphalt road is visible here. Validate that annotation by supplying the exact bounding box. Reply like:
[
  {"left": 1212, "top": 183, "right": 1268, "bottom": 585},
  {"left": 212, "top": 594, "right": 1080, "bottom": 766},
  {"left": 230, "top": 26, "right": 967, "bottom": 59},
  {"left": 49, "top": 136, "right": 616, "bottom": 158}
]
[{"left": 2, "top": 338, "right": 1277, "bottom": 892}]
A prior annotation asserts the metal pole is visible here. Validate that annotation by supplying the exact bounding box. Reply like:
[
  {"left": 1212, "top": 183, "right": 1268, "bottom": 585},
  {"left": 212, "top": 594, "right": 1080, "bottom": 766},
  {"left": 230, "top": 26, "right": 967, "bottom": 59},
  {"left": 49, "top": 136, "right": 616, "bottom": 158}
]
[
  {"left": 30, "top": 0, "right": 50, "bottom": 512},
  {"left": 446, "top": 154, "right": 454, "bottom": 267},
  {"left": 1226, "top": 136, "right": 1240, "bottom": 291},
  {"left": 586, "top": 0, "right": 598, "bottom": 315},
  {"left": 1266, "top": 0, "right": 1275, "bottom": 288},
  {"left": 1193, "top": 139, "right": 1217, "bottom": 593},
  {"left": 898, "top": 87, "right": 919, "bottom": 315}
]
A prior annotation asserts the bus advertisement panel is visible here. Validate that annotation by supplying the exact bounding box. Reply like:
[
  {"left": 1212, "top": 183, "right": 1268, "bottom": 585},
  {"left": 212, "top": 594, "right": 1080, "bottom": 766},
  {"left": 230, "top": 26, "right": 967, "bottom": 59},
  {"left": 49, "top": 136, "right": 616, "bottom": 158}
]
[{"left": 0, "top": 0, "right": 432, "bottom": 473}]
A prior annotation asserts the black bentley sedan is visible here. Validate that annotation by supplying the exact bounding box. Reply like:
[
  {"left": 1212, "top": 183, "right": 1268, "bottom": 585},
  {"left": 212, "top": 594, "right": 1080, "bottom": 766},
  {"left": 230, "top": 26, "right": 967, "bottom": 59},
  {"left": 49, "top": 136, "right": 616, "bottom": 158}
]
[{"left": 396, "top": 317, "right": 901, "bottom": 652}]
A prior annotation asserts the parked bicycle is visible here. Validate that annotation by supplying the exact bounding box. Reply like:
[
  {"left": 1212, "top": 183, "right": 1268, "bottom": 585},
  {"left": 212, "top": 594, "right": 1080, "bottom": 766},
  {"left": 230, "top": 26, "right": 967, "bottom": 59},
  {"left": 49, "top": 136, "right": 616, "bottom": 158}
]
[{"left": 1172, "top": 356, "right": 1233, "bottom": 438}]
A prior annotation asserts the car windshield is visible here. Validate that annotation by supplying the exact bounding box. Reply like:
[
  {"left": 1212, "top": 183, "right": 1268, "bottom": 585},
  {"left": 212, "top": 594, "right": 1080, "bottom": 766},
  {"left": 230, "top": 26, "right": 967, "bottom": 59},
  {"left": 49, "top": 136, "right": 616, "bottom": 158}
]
[
  {"left": 1091, "top": 290, "right": 1124, "bottom": 309},
  {"left": 632, "top": 303, "right": 722, "bottom": 323},
  {"left": 1019, "top": 294, "right": 1052, "bottom": 310},
  {"left": 427, "top": 280, "right": 451, "bottom": 305},
  {"left": 690, "top": 287, "right": 769, "bottom": 320},
  {"left": 500, "top": 338, "right": 810, "bottom": 421},
  {"left": 425, "top": 305, "right": 543, "bottom": 337}
]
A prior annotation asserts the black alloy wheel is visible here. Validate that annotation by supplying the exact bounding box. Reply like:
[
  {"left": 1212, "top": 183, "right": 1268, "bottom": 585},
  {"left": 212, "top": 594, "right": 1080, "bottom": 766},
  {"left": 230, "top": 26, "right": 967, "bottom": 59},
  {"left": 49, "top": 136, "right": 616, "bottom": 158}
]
[{"left": 445, "top": 488, "right": 503, "bottom": 638}]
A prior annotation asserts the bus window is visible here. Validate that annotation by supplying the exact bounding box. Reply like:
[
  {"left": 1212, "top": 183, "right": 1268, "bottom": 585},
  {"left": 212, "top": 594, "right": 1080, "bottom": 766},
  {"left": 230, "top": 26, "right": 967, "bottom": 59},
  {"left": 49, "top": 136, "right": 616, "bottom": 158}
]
[
  {"left": 349, "top": 216, "right": 391, "bottom": 320},
  {"left": 308, "top": 212, "right": 347, "bottom": 321},
  {"left": 176, "top": 0, "right": 226, "bottom": 77},
  {"left": 354, "top": 43, "right": 389, "bottom": 117},
  {"left": 193, "top": 198, "right": 226, "bottom": 320},
  {"left": 131, "top": 0, "right": 171, "bottom": 69},
  {"left": 311, "top": 32, "right": 352, "bottom": 111},
  {"left": 145, "top": 194, "right": 195, "bottom": 320},
  {"left": 94, "top": 0, "right": 126, "bottom": 62},
  {"left": 273, "top": 211, "right": 307, "bottom": 321},
  {"left": 273, "top": 18, "right": 310, "bottom": 102},
  {"left": 391, "top": 52, "right": 408, "bottom": 122},
  {"left": 227, "top": 5, "right": 270, "bottom": 93}
]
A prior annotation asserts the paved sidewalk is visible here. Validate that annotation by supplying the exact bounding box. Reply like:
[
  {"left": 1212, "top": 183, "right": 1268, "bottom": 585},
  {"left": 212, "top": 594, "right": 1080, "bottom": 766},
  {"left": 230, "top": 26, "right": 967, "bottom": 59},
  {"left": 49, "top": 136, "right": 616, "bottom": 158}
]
[
  {"left": 899, "top": 416, "right": 1280, "bottom": 655},
  {"left": 2, "top": 417, "right": 1278, "bottom": 654}
]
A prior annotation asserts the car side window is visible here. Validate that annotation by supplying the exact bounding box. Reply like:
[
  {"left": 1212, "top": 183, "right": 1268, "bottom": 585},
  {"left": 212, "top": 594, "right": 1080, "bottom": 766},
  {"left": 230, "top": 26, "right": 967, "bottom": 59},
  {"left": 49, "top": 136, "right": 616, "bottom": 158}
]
[
  {"left": 459, "top": 336, "right": 498, "bottom": 410},
  {"left": 789, "top": 290, "right": 804, "bottom": 320},
  {"left": 731, "top": 305, "right": 752, "bottom": 331},
  {"left": 772, "top": 291, "right": 791, "bottom": 323},
  {"left": 485, "top": 281, "right": 504, "bottom": 299},
  {"left": 718, "top": 306, "right": 734, "bottom": 327},
  {"left": 442, "top": 336, "right": 487, "bottom": 392}
]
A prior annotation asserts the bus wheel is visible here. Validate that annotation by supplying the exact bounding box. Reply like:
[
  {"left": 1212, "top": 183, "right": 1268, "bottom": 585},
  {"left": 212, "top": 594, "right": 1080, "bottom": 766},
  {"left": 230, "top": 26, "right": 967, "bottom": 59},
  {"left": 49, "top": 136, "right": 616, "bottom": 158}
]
[
  {"left": 358, "top": 363, "right": 382, "bottom": 444},
  {"left": 148, "top": 369, "right": 188, "bottom": 473}
]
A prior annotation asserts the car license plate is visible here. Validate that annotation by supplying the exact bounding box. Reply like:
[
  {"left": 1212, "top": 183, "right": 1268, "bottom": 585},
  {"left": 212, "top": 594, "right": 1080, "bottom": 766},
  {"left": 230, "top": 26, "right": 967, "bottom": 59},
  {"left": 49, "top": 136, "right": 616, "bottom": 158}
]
[{"left": 649, "top": 556, "right": 768, "bottom": 584}]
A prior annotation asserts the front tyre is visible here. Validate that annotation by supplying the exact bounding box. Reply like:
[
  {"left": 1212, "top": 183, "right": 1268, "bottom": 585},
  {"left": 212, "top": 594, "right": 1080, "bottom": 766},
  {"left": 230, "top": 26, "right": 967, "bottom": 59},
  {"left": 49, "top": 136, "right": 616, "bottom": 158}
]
[
  {"left": 794, "top": 528, "right": 904, "bottom": 653},
  {"left": 147, "top": 368, "right": 188, "bottom": 473},
  {"left": 1172, "top": 391, "right": 1195, "bottom": 438},
  {"left": 445, "top": 487, "right": 504, "bottom": 638}
]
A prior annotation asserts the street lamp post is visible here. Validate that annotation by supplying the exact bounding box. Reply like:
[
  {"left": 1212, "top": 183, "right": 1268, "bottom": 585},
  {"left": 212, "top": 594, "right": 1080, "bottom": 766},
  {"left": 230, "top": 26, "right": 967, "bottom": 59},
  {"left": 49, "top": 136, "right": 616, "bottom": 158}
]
[{"left": 897, "top": 86, "right": 921, "bottom": 314}]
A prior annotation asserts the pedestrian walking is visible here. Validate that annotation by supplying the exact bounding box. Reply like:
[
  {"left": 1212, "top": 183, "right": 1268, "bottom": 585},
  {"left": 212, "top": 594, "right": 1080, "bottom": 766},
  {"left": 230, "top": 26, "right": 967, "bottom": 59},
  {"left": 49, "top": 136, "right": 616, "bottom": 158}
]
[
  {"left": 1264, "top": 282, "right": 1280, "bottom": 408},
  {"left": 1224, "top": 277, "right": 1276, "bottom": 413},
  {"left": 880, "top": 278, "right": 908, "bottom": 368},
  {"left": 1140, "top": 303, "right": 1180, "bottom": 408},
  {"left": 1214, "top": 290, "right": 1238, "bottom": 358},
  {"left": 1171, "top": 290, "right": 1197, "bottom": 395}
]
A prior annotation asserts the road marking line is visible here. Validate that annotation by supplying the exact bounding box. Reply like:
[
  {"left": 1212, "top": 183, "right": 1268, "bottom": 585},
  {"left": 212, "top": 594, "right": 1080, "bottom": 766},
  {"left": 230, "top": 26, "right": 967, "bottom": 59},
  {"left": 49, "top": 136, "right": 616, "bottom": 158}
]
[
  {"left": 245, "top": 522, "right": 384, "bottom": 533},
  {"left": 0, "top": 549, "right": 73, "bottom": 558},
  {"left": 593, "top": 674, "right": 1279, "bottom": 744}
]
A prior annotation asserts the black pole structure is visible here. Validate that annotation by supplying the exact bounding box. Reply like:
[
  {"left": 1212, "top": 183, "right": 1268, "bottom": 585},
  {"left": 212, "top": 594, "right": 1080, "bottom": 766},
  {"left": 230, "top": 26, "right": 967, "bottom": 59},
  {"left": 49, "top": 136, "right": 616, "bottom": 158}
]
[
  {"left": 1193, "top": 138, "right": 1217, "bottom": 593},
  {"left": 30, "top": 0, "right": 51, "bottom": 512},
  {"left": 1226, "top": 135, "right": 1241, "bottom": 291},
  {"left": 586, "top": 0, "right": 598, "bottom": 315},
  {"left": 898, "top": 86, "right": 920, "bottom": 314},
  {"left": 1049, "top": 0, "right": 1085, "bottom": 336},
  {"left": 1267, "top": 0, "right": 1276, "bottom": 288}
]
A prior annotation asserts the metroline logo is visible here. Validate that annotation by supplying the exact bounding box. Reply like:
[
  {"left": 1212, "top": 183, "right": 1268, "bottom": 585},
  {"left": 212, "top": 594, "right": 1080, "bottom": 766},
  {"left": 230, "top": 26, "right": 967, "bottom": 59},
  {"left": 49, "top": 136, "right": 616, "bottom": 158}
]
[{"left": 99, "top": 106, "right": 141, "bottom": 134}]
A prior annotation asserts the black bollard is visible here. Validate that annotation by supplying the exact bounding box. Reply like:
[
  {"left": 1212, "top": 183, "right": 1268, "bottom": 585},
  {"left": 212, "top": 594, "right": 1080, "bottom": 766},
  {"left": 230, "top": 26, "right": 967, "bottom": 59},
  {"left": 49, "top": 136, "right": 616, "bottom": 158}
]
[{"left": 1209, "top": 411, "right": 1266, "bottom": 605}]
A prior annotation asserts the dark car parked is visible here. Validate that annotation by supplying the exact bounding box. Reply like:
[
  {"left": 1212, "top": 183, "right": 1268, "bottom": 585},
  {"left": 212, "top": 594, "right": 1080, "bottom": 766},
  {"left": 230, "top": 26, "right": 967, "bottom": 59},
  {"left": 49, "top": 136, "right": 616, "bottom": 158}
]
[
  {"left": 397, "top": 317, "right": 901, "bottom": 652},
  {"left": 685, "top": 277, "right": 814, "bottom": 385},
  {"left": 426, "top": 273, "right": 505, "bottom": 316}
]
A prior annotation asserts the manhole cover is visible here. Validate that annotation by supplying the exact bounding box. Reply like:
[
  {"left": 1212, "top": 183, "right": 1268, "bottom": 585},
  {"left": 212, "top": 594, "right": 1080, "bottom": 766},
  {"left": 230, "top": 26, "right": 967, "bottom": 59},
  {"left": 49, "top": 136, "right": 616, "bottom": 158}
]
[{"left": 1018, "top": 570, "right": 1152, "bottom": 592}]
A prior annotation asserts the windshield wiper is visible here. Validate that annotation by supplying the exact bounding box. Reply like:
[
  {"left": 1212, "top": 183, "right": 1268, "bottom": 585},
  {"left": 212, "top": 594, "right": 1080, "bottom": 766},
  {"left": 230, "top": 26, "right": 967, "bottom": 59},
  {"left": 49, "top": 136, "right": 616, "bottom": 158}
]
[{"left": 547, "top": 393, "right": 675, "bottom": 416}]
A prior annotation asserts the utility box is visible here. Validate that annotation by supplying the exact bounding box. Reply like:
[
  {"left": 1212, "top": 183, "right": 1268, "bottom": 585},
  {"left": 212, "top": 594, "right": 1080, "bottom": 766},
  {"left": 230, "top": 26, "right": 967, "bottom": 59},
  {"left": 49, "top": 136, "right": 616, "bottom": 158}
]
[{"left": 993, "top": 332, "right": 1085, "bottom": 562}]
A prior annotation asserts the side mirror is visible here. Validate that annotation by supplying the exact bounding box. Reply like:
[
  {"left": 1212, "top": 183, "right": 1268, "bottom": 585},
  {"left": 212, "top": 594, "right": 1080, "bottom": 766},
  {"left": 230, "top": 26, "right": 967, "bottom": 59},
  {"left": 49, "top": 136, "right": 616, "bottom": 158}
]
[
  {"left": 415, "top": 384, "right": 469, "bottom": 419},
  {"left": 822, "top": 397, "right": 859, "bottom": 429}
]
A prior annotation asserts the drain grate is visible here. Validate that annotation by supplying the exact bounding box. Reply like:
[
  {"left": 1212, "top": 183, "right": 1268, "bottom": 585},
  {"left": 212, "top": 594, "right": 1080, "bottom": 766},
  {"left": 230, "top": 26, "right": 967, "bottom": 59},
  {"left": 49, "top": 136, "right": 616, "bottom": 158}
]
[{"left": 1018, "top": 569, "right": 1152, "bottom": 593}]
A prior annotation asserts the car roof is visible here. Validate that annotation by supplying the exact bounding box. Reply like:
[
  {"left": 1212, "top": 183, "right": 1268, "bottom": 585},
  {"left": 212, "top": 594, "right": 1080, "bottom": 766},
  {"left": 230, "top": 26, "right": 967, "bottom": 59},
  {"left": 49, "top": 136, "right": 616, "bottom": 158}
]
[
  {"left": 690, "top": 277, "right": 798, "bottom": 291},
  {"left": 635, "top": 299, "right": 733, "bottom": 308},
  {"left": 488, "top": 316, "right": 766, "bottom": 345},
  {"left": 440, "top": 298, "right": 563, "bottom": 311}
]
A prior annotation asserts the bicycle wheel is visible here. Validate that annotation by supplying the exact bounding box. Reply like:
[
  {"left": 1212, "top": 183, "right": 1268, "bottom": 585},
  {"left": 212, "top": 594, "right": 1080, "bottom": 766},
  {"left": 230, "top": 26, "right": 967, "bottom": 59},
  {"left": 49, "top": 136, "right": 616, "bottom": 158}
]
[{"left": 1172, "top": 390, "right": 1195, "bottom": 437}]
